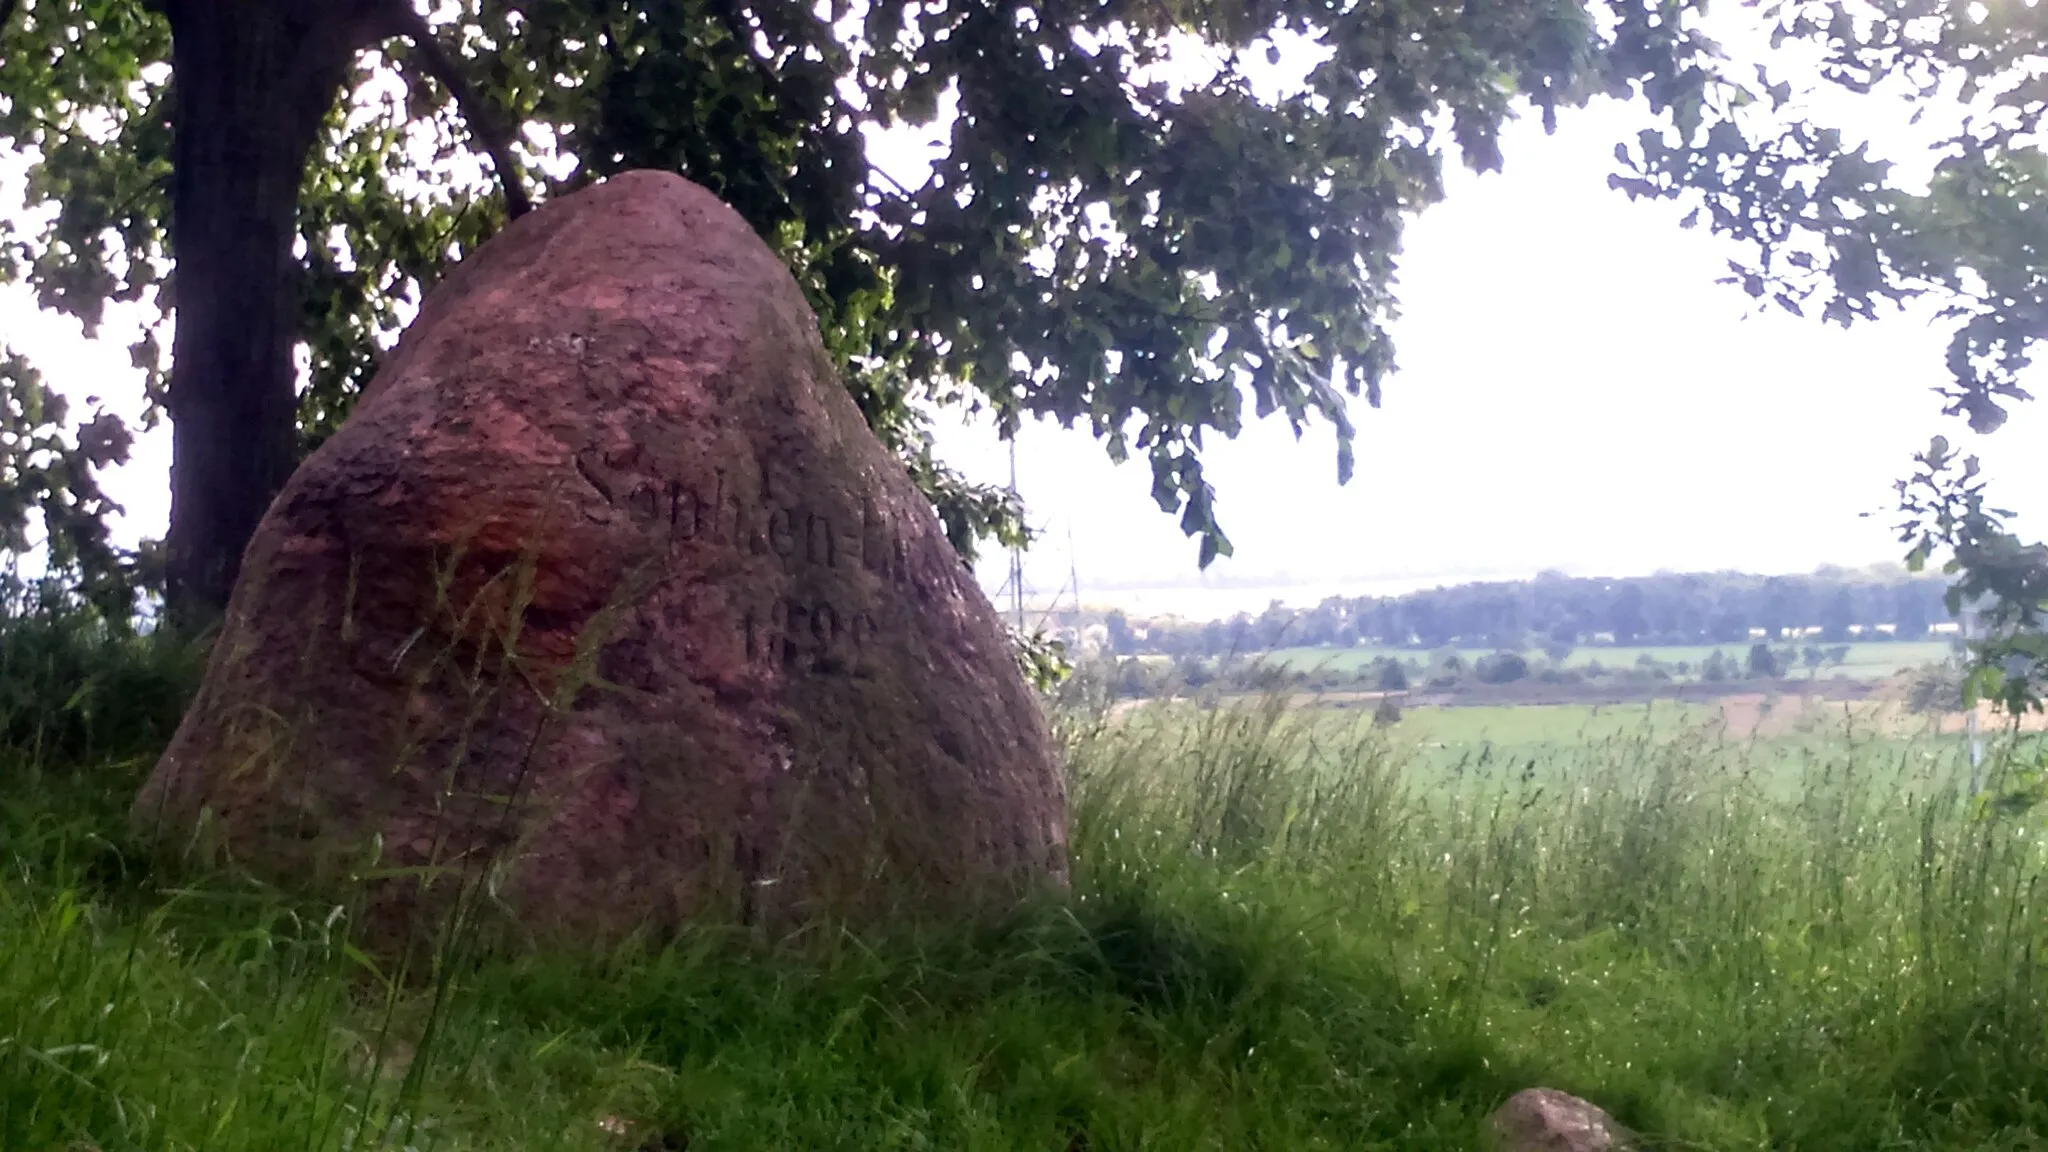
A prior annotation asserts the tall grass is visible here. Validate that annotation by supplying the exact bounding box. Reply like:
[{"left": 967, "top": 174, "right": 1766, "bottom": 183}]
[{"left": 4, "top": 593, "right": 2047, "bottom": 1149}]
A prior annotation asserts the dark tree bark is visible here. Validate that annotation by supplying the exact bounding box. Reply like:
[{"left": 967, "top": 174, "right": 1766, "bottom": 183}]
[
  {"left": 158, "top": 0, "right": 529, "bottom": 625},
  {"left": 159, "top": 0, "right": 380, "bottom": 625}
]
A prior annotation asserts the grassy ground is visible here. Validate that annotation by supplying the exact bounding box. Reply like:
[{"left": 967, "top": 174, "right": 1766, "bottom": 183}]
[
  {"left": 1378, "top": 697, "right": 1945, "bottom": 749},
  {"left": 1360, "top": 700, "right": 1716, "bottom": 749},
  {"left": 5, "top": 601, "right": 2048, "bottom": 1150},
  {"left": 1265, "top": 639, "right": 1958, "bottom": 681}
]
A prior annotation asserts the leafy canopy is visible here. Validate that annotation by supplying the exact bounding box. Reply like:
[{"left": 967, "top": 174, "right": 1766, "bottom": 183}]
[{"left": 0, "top": 0, "right": 1714, "bottom": 583}]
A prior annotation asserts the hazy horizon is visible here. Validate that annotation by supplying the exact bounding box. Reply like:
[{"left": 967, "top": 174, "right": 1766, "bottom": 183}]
[{"left": 976, "top": 555, "right": 1940, "bottom": 624}]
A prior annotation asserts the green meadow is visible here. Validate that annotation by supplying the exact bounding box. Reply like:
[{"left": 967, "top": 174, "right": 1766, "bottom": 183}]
[{"left": 4, "top": 603, "right": 2046, "bottom": 1150}]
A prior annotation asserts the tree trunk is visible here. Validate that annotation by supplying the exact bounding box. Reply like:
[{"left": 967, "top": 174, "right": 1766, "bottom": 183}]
[{"left": 160, "top": 1, "right": 379, "bottom": 626}]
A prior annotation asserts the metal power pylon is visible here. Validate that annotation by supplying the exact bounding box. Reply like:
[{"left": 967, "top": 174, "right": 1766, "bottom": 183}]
[{"left": 1006, "top": 438, "right": 1025, "bottom": 630}]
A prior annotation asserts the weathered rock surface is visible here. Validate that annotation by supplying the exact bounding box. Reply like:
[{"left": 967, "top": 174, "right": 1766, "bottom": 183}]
[
  {"left": 134, "top": 170, "right": 1068, "bottom": 947},
  {"left": 1487, "top": 1088, "right": 1635, "bottom": 1152}
]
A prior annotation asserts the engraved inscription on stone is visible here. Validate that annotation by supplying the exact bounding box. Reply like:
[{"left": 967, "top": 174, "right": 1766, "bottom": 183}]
[
  {"left": 743, "top": 598, "right": 880, "bottom": 672},
  {"left": 617, "top": 461, "right": 912, "bottom": 590},
  {"left": 605, "top": 455, "right": 912, "bottom": 675}
]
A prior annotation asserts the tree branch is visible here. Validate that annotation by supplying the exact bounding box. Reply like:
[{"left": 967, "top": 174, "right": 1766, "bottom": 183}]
[
  {"left": 0, "top": 0, "right": 19, "bottom": 39},
  {"left": 386, "top": 4, "right": 534, "bottom": 221}
]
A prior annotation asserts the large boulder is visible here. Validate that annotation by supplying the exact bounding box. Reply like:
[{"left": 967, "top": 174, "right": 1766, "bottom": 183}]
[{"left": 134, "top": 171, "right": 1069, "bottom": 948}]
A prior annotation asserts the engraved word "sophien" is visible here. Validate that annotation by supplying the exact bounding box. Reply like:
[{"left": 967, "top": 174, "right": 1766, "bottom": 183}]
[{"left": 609, "top": 464, "right": 918, "bottom": 590}]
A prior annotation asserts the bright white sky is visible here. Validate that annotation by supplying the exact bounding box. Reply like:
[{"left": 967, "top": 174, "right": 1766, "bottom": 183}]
[
  {"left": 3, "top": 12, "right": 2043, "bottom": 620},
  {"left": 925, "top": 96, "right": 2048, "bottom": 615}
]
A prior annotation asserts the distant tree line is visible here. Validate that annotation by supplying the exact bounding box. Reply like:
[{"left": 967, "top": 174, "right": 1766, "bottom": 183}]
[
  {"left": 1096, "top": 568, "right": 1954, "bottom": 659},
  {"left": 1079, "top": 639, "right": 1890, "bottom": 704}
]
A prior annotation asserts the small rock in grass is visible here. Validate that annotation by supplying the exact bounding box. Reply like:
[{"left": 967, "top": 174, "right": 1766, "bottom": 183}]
[{"left": 1487, "top": 1087, "right": 1635, "bottom": 1152}]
